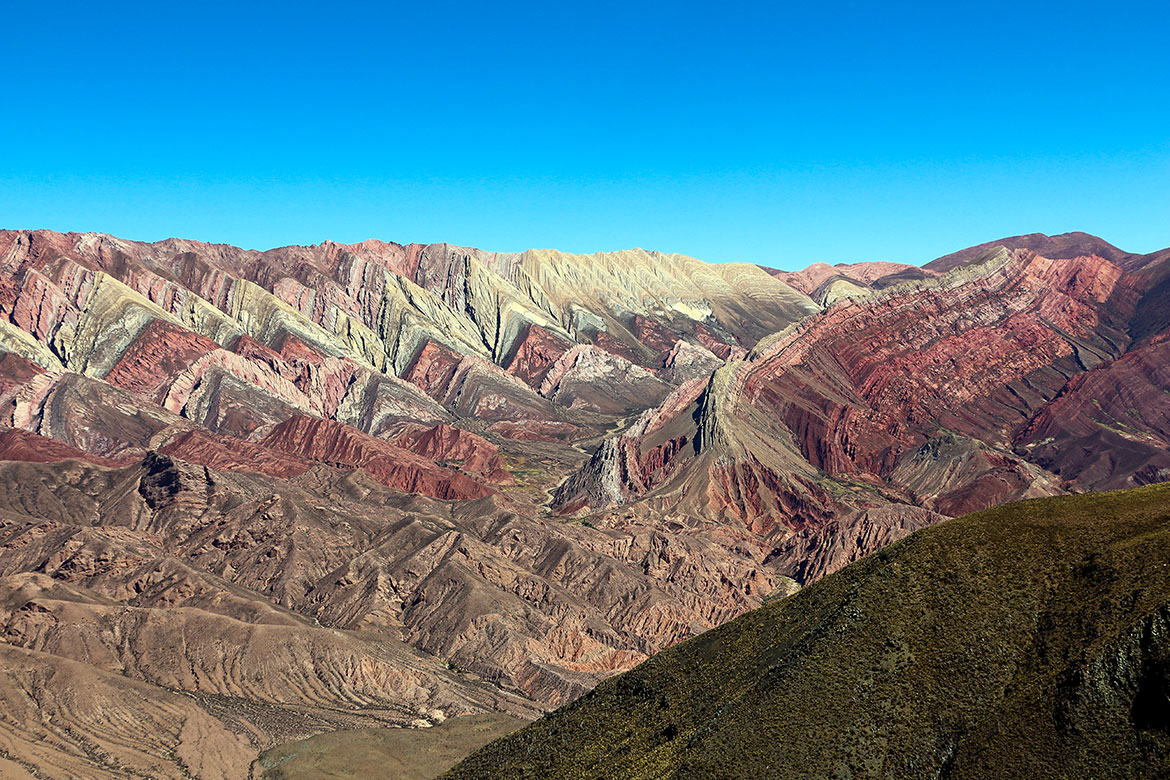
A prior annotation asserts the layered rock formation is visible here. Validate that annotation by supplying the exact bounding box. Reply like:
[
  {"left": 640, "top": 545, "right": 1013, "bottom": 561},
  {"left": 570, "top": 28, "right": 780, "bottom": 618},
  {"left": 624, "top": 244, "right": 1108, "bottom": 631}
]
[
  {"left": 1, "top": 227, "right": 1169, "bottom": 777},
  {"left": 554, "top": 241, "right": 1170, "bottom": 583},
  {"left": 1015, "top": 334, "right": 1170, "bottom": 490}
]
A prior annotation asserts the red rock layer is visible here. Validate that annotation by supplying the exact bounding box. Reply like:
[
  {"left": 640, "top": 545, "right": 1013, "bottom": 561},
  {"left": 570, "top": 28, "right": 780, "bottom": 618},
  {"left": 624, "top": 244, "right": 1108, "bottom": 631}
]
[
  {"left": 103, "top": 319, "right": 218, "bottom": 401},
  {"left": 556, "top": 249, "right": 1141, "bottom": 546},
  {"left": 0, "top": 352, "right": 45, "bottom": 396},
  {"left": 772, "top": 261, "right": 924, "bottom": 295},
  {"left": 1015, "top": 334, "right": 1170, "bottom": 490},
  {"left": 404, "top": 340, "right": 465, "bottom": 399},
  {"left": 158, "top": 430, "right": 312, "bottom": 480},
  {"left": 591, "top": 330, "right": 644, "bottom": 366},
  {"left": 743, "top": 250, "right": 1133, "bottom": 479},
  {"left": 392, "top": 423, "right": 512, "bottom": 483},
  {"left": 0, "top": 428, "right": 120, "bottom": 467},
  {"left": 695, "top": 325, "right": 745, "bottom": 360},
  {"left": 259, "top": 416, "right": 494, "bottom": 500},
  {"left": 632, "top": 315, "right": 680, "bottom": 358},
  {"left": 230, "top": 333, "right": 285, "bottom": 369},
  {"left": 505, "top": 324, "right": 573, "bottom": 386},
  {"left": 706, "top": 458, "right": 836, "bottom": 536}
]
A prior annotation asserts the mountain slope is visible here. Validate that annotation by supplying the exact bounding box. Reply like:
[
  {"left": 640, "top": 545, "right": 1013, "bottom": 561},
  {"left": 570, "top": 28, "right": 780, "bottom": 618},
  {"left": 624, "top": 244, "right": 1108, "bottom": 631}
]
[{"left": 445, "top": 482, "right": 1170, "bottom": 780}]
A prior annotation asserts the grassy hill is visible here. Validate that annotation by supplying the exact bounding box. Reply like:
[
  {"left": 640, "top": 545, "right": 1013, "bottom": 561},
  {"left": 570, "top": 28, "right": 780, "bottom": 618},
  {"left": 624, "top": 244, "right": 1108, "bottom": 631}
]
[
  {"left": 443, "top": 483, "right": 1170, "bottom": 780},
  {"left": 258, "top": 714, "right": 525, "bottom": 780}
]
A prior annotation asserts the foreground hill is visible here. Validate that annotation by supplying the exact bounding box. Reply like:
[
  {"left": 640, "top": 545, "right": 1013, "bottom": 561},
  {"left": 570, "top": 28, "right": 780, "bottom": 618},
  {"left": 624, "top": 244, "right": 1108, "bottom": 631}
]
[{"left": 446, "top": 483, "right": 1170, "bottom": 780}]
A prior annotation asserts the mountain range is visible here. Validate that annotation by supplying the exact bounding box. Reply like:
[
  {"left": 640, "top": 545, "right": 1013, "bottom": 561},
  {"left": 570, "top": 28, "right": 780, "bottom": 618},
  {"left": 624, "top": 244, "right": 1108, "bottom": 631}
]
[{"left": 0, "top": 228, "right": 1168, "bottom": 778}]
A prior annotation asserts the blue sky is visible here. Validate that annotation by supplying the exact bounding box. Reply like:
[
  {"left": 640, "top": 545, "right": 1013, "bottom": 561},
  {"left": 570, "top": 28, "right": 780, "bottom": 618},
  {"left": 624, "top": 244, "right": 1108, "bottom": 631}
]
[{"left": 2, "top": 1, "right": 1167, "bottom": 269}]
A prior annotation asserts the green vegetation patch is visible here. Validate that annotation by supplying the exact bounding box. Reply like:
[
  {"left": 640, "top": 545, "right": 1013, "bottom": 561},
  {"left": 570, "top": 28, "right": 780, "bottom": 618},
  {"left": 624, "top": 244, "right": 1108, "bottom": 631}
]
[{"left": 260, "top": 713, "right": 526, "bottom": 780}]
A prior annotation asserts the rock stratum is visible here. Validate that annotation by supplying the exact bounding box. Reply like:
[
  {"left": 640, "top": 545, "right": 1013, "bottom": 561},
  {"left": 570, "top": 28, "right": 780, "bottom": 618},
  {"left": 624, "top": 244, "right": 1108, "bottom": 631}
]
[{"left": 0, "top": 228, "right": 1168, "bottom": 777}]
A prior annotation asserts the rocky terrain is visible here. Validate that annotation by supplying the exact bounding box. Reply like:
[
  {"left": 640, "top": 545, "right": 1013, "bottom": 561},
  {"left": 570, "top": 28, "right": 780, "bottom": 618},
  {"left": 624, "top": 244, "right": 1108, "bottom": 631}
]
[
  {"left": 0, "top": 228, "right": 1168, "bottom": 776},
  {"left": 445, "top": 483, "right": 1170, "bottom": 780}
]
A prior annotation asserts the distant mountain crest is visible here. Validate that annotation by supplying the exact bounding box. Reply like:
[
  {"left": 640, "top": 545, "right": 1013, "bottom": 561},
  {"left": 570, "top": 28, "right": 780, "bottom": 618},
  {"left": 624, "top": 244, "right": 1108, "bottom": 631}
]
[{"left": 925, "top": 230, "right": 1140, "bottom": 272}]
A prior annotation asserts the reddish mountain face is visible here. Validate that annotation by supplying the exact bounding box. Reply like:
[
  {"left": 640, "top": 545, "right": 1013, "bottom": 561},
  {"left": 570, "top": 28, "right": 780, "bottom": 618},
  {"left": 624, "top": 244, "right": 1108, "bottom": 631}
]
[
  {"left": 1015, "top": 333, "right": 1170, "bottom": 489},
  {"left": 554, "top": 244, "right": 1169, "bottom": 583},
  {"left": 0, "top": 227, "right": 1168, "bottom": 776},
  {"left": 0, "top": 427, "right": 120, "bottom": 466},
  {"left": 391, "top": 422, "right": 513, "bottom": 483}
]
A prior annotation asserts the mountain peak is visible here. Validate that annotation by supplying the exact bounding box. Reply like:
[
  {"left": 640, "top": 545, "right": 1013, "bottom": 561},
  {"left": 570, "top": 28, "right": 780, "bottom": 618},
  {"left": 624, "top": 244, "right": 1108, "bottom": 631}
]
[{"left": 925, "top": 231, "right": 1130, "bottom": 273}]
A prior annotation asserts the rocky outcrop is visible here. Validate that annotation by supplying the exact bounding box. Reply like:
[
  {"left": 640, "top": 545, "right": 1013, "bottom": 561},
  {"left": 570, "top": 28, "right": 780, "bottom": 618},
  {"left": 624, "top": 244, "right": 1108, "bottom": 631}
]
[
  {"left": 1, "top": 371, "right": 191, "bottom": 460},
  {"left": 552, "top": 378, "right": 709, "bottom": 512},
  {"left": 761, "top": 504, "right": 946, "bottom": 583},
  {"left": 405, "top": 340, "right": 567, "bottom": 422},
  {"left": 158, "top": 429, "right": 313, "bottom": 480},
  {"left": 505, "top": 324, "right": 574, "bottom": 386},
  {"left": 0, "top": 427, "right": 122, "bottom": 466},
  {"left": 333, "top": 369, "right": 449, "bottom": 437},
  {"left": 889, "top": 432, "right": 1062, "bottom": 515},
  {"left": 656, "top": 339, "right": 723, "bottom": 384}
]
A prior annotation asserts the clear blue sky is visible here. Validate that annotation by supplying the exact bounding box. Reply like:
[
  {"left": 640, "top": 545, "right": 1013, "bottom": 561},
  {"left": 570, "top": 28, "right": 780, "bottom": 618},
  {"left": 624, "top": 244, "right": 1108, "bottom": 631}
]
[{"left": 2, "top": 1, "right": 1167, "bottom": 269}]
